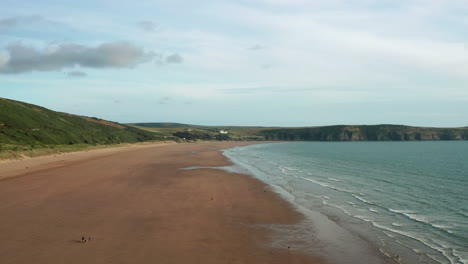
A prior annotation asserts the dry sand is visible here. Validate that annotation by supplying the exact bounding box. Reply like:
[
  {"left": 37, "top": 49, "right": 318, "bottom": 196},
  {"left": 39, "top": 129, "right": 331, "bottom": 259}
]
[{"left": 0, "top": 141, "right": 326, "bottom": 264}]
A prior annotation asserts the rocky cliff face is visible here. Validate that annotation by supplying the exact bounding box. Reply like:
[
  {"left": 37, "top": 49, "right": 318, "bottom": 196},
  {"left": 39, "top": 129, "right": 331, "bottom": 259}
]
[{"left": 260, "top": 125, "right": 468, "bottom": 141}]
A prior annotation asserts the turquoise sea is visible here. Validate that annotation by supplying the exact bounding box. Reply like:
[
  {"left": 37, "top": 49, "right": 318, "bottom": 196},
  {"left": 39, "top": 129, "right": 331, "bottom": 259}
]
[{"left": 224, "top": 142, "right": 468, "bottom": 264}]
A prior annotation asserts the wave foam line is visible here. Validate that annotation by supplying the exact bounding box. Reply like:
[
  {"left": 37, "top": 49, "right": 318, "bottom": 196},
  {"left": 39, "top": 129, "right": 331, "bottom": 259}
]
[
  {"left": 371, "top": 222, "right": 457, "bottom": 264},
  {"left": 352, "top": 194, "right": 374, "bottom": 205},
  {"left": 328, "top": 177, "right": 342, "bottom": 182},
  {"left": 389, "top": 209, "right": 455, "bottom": 234},
  {"left": 299, "top": 176, "right": 352, "bottom": 193}
]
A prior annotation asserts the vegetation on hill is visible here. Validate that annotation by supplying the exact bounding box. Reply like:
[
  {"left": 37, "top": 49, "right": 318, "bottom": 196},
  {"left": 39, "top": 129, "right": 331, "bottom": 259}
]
[
  {"left": 131, "top": 123, "right": 267, "bottom": 141},
  {"left": 132, "top": 123, "right": 468, "bottom": 141},
  {"left": 0, "top": 98, "right": 158, "bottom": 156},
  {"left": 1, "top": 96, "right": 466, "bottom": 159}
]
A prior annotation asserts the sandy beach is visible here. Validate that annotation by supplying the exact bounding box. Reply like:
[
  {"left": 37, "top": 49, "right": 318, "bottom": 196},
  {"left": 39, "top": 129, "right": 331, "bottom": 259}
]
[{"left": 0, "top": 142, "right": 326, "bottom": 264}]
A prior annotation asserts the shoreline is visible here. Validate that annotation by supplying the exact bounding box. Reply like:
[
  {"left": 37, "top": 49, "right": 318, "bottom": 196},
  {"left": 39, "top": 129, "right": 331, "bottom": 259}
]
[
  {"left": 222, "top": 142, "right": 466, "bottom": 264},
  {"left": 223, "top": 144, "right": 394, "bottom": 264},
  {"left": 0, "top": 141, "right": 326, "bottom": 264}
]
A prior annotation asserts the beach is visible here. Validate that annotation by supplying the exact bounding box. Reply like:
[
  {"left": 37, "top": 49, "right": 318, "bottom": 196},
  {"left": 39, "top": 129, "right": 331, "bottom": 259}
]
[{"left": 0, "top": 142, "right": 325, "bottom": 264}]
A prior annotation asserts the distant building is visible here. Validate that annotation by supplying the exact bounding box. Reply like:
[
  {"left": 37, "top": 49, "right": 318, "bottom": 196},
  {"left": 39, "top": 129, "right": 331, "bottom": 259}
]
[{"left": 219, "top": 130, "right": 228, "bottom": 134}]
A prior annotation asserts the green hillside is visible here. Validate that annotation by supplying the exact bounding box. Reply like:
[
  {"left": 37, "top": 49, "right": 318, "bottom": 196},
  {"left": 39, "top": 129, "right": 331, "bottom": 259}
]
[
  {"left": 0, "top": 98, "right": 157, "bottom": 151},
  {"left": 132, "top": 123, "right": 468, "bottom": 141},
  {"left": 131, "top": 122, "right": 205, "bottom": 129}
]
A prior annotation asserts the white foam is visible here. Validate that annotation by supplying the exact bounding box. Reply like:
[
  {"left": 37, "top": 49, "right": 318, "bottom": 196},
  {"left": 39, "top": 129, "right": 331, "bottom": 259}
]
[
  {"left": 326, "top": 202, "right": 354, "bottom": 217},
  {"left": 279, "top": 165, "right": 295, "bottom": 171},
  {"left": 369, "top": 208, "right": 379, "bottom": 214},
  {"left": 299, "top": 176, "right": 351, "bottom": 193},
  {"left": 352, "top": 194, "right": 374, "bottom": 205},
  {"left": 403, "top": 213, "right": 431, "bottom": 224},
  {"left": 371, "top": 222, "right": 456, "bottom": 264},
  {"left": 328, "top": 177, "right": 342, "bottom": 182},
  {"left": 389, "top": 208, "right": 416, "bottom": 214},
  {"left": 354, "top": 215, "right": 373, "bottom": 222},
  {"left": 390, "top": 211, "right": 455, "bottom": 234},
  {"left": 452, "top": 249, "right": 468, "bottom": 264}
]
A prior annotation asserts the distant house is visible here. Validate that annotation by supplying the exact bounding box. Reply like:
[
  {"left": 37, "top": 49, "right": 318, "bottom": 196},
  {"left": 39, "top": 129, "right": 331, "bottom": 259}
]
[{"left": 219, "top": 130, "right": 228, "bottom": 134}]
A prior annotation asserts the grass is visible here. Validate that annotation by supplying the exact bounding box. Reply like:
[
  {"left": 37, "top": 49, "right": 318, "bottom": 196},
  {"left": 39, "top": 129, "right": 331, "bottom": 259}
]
[
  {"left": 0, "top": 141, "right": 170, "bottom": 161},
  {"left": 0, "top": 97, "right": 159, "bottom": 148},
  {"left": 132, "top": 123, "right": 468, "bottom": 141}
]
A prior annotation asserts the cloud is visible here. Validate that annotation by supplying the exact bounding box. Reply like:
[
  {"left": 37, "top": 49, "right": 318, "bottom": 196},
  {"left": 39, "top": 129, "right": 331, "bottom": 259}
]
[
  {"left": 137, "top": 20, "right": 157, "bottom": 32},
  {"left": 0, "top": 15, "right": 44, "bottom": 29},
  {"left": 248, "top": 44, "right": 266, "bottom": 50},
  {"left": 157, "top": 97, "right": 171, "bottom": 104},
  {"left": 0, "top": 42, "right": 155, "bottom": 74},
  {"left": 165, "top": 53, "right": 184, "bottom": 64},
  {"left": 0, "top": 52, "right": 9, "bottom": 70},
  {"left": 66, "top": 70, "right": 87, "bottom": 77}
]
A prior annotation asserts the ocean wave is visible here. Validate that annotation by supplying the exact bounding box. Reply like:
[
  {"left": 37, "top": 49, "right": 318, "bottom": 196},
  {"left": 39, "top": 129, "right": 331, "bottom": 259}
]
[
  {"left": 389, "top": 209, "right": 455, "bottom": 234},
  {"left": 299, "top": 176, "right": 352, "bottom": 193},
  {"left": 431, "top": 223, "right": 455, "bottom": 233},
  {"left": 452, "top": 249, "right": 468, "bottom": 264},
  {"left": 328, "top": 177, "right": 342, "bottom": 182},
  {"left": 371, "top": 222, "right": 458, "bottom": 264},
  {"left": 369, "top": 208, "right": 379, "bottom": 214},
  {"left": 352, "top": 194, "right": 374, "bottom": 205},
  {"left": 279, "top": 165, "right": 295, "bottom": 171},
  {"left": 403, "top": 212, "right": 430, "bottom": 225},
  {"left": 388, "top": 208, "right": 416, "bottom": 214},
  {"left": 354, "top": 215, "right": 373, "bottom": 222},
  {"left": 326, "top": 202, "right": 354, "bottom": 217},
  {"left": 430, "top": 239, "right": 464, "bottom": 264}
]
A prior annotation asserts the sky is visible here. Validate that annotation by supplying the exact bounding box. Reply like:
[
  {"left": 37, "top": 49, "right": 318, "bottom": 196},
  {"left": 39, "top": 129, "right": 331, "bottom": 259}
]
[{"left": 0, "top": 0, "right": 467, "bottom": 127}]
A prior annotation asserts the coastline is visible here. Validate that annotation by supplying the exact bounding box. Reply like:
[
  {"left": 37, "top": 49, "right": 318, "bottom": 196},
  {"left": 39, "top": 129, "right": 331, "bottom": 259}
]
[
  {"left": 0, "top": 141, "right": 326, "bottom": 264},
  {"left": 223, "top": 142, "right": 468, "bottom": 264},
  {"left": 223, "top": 144, "right": 394, "bottom": 264}
]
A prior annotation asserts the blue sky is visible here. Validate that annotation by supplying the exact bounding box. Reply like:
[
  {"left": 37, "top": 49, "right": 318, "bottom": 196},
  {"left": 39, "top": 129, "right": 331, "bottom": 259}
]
[{"left": 1, "top": 0, "right": 467, "bottom": 126}]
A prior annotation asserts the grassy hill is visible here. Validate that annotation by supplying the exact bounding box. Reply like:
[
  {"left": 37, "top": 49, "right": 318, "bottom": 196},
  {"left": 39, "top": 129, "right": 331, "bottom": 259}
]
[
  {"left": 2, "top": 96, "right": 466, "bottom": 157},
  {"left": 131, "top": 123, "right": 468, "bottom": 141},
  {"left": 130, "top": 123, "right": 271, "bottom": 141},
  {"left": 0, "top": 98, "right": 158, "bottom": 155}
]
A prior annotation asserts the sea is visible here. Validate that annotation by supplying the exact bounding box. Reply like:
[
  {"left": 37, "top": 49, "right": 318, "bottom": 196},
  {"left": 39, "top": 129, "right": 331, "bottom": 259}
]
[{"left": 223, "top": 141, "right": 468, "bottom": 264}]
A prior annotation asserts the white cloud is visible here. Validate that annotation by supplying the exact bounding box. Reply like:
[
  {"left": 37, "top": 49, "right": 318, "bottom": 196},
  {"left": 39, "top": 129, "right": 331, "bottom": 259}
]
[
  {"left": 0, "top": 42, "right": 155, "bottom": 74},
  {"left": 137, "top": 20, "right": 158, "bottom": 32},
  {"left": 0, "top": 51, "right": 9, "bottom": 70}
]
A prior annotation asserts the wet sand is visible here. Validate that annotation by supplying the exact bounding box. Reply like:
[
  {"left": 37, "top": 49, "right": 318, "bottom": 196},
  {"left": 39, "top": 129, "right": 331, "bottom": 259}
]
[{"left": 0, "top": 142, "right": 326, "bottom": 264}]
